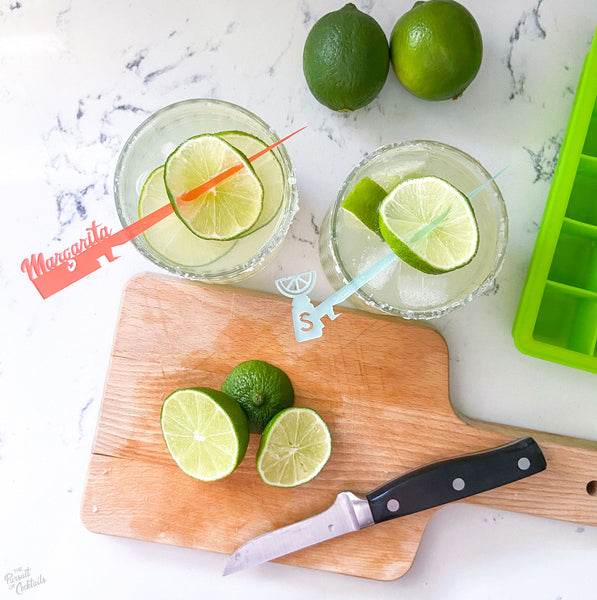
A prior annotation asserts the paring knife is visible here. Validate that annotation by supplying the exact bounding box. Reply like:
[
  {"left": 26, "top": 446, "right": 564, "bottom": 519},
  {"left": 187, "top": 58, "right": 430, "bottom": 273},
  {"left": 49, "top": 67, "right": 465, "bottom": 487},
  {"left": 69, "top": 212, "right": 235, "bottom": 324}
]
[{"left": 223, "top": 437, "right": 546, "bottom": 575}]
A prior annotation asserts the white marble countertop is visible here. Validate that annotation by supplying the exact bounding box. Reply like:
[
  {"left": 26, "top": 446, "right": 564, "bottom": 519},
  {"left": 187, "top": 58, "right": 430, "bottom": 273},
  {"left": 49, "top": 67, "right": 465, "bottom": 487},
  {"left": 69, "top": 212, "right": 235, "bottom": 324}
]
[{"left": 1, "top": 0, "right": 597, "bottom": 598}]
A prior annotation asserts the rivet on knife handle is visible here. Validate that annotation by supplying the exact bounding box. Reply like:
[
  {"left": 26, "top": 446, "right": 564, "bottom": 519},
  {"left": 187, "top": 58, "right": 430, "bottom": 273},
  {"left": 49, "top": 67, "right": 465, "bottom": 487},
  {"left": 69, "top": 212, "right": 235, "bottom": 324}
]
[{"left": 366, "top": 437, "right": 546, "bottom": 524}]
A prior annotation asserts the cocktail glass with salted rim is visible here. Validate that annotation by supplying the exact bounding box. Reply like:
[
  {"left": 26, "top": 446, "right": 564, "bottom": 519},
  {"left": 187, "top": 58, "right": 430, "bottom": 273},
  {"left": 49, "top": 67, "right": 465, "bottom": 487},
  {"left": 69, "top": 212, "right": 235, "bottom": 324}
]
[
  {"left": 319, "top": 140, "right": 508, "bottom": 320},
  {"left": 114, "top": 98, "right": 298, "bottom": 283}
]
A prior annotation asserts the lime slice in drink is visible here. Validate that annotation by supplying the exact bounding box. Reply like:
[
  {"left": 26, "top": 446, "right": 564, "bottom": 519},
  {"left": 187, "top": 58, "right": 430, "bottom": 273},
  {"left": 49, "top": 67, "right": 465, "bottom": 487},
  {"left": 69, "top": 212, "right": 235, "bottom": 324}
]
[
  {"left": 256, "top": 407, "right": 332, "bottom": 488},
  {"left": 160, "top": 387, "right": 249, "bottom": 481},
  {"left": 341, "top": 176, "right": 387, "bottom": 237},
  {"left": 139, "top": 166, "right": 237, "bottom": 266},
  {"left": 378, "top": 176, "right": 479, "bottom": 274},
  {"left": 217, "top": 131, "right": 285, "bottom": 236},
  {"left": 164, "top": 134, "right": 264, "bottom": 240}
]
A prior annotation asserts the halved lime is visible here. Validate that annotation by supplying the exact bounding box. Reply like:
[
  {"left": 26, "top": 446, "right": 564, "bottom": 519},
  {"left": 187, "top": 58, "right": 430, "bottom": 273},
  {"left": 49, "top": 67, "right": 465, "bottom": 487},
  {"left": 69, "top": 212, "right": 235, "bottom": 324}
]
[
  {"left": 139, "top": 166, "right": 236, "bottom": 266},
  {"left": 341, "top": 176, "right": 387, "bottom": 237},
  {"left": 217, "top": 131, "right": 285, "bottom": 236},
  {"left": 164, "top": 134, "right": 264, "bottom": 240},
  {"left": 160, "top": 387, "right": 249, "bottom": 481},
  {"left": 256, "top": 407, "right": 332, "bottom": 488},
  {"left": 378, "top": 176, "right": 479, "bottom": 274}
]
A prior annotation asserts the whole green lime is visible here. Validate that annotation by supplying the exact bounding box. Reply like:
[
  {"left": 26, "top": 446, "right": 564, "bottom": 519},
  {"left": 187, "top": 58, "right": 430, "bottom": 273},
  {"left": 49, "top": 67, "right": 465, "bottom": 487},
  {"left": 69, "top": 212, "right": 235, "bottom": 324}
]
[
  {"left": 303, "top": 3, "right": 389, "bottom": 112},
  {"left": 390, "top": 0, "right": 483, "bottom": 101},
  {"left": 221, "top": 360, "right": 294, "bottom": 433}
]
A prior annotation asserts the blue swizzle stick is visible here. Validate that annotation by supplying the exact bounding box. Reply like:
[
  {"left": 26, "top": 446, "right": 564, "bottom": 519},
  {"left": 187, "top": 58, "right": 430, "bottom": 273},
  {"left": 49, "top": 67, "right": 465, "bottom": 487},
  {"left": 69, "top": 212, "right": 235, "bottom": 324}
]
[{"left": 276, "top": 168, "right": 507, "bottom": 342}]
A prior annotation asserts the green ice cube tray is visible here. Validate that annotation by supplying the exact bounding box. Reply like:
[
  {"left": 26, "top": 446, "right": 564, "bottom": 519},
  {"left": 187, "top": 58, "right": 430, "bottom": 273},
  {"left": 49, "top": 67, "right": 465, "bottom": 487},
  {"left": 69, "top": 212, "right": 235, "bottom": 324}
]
[{"left": 513, "top": 30, "right": 597, "bottom": 374}]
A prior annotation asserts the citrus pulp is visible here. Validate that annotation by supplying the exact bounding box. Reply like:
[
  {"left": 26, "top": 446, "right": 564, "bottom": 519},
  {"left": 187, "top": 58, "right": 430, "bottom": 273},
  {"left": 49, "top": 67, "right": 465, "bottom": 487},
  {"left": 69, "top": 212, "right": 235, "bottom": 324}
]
[
  {"left": 160, "top": 387, "right": 249, "bottom": 481},
  {"left": 164, "top": 134, "right": 263, "bottom": 240},
  {"left": 378, "top": 175, "right": 479, "bottom": 273},
  {"left": 256, "top": 407, "right": 332, "bottom": 487},
  {"left": 139, "top": 166, "right": 236, "bottom": 266}
]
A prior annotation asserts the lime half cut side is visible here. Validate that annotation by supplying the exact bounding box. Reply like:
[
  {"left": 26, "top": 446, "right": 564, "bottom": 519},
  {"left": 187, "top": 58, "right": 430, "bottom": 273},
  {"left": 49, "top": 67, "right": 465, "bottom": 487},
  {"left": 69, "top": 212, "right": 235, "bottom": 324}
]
[
  {"left": 256, "top": 407, "right": 332, "bottom": 488},
  {"left": 378, "top": 176, "right": 479, "bottom": 274},
  {"left": 160, "top": 387, "right": 249, "bottom": 481},
  {"left": 217, "top": 131, "right": 285, "bottom": 237},
  {"left": 164, "top": 134, "right": 264, "bottom": 241},
  {"left": 139, "top": 166, "right": 237, "bottom": 266}
]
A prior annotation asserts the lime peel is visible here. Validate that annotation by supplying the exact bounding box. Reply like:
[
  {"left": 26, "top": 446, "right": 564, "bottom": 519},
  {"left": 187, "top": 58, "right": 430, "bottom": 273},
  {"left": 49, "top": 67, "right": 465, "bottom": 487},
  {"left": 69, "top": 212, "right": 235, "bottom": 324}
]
[
  {"left": 221, "top": 360, "right": 294, "bottom": 434},
  {"left": 303, "top": 3, "right": 390, "bottom": 111},
  {"left": 341, "top": 176, "right": 387, "bottom": 237},
  {"left": 390, "top": 0, "right": 483, "bottom": 101}
]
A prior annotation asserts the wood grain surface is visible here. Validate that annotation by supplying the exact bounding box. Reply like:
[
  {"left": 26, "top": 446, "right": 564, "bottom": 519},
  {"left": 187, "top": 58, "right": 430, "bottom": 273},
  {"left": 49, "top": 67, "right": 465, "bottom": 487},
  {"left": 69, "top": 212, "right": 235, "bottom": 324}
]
[{"left": 81, "top": 273, "right": 597, "bottom": 580}]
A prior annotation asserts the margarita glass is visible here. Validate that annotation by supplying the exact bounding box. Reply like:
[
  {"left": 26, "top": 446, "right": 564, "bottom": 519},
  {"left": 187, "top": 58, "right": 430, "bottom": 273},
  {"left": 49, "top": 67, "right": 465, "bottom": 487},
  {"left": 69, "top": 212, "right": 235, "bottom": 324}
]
[
  {"left": 319, "top": 141, "right": 508, "bottom": 319},
  {"left": 114, "top": 99, "right": 298, "bottom": 282}
]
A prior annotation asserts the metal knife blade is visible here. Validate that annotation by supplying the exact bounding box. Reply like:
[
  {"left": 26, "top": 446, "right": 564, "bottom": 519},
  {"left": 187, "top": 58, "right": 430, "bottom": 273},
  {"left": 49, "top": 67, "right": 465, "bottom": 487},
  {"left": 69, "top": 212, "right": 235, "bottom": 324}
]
[
  {"left": 223, "top": 437, "right": 546, "bottom": 575},
  {"left": 223, "top": 491, "right": 374, "bottom": 575}
]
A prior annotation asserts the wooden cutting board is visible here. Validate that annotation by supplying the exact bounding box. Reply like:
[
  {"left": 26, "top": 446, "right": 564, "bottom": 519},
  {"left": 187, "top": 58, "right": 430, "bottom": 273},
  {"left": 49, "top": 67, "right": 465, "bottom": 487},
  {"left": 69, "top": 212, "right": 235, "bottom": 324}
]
[{"left": 81, "top": 273, "right": 597, "bottom": 581}]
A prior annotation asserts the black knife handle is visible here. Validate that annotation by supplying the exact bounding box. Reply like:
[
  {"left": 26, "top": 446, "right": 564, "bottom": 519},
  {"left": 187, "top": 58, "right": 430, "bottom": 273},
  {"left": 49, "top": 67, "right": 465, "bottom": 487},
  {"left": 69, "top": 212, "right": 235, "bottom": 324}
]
[{"left": 366, "top": 437, "right": 546, "bottom": 524}]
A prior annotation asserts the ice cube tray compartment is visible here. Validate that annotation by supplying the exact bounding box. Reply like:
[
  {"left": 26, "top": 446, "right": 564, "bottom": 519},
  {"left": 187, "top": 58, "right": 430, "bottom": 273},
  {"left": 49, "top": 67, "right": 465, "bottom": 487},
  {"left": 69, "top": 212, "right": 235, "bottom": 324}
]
[
  {"left": 513, "top": 29, "right": 597, "bottom": 373},
  {"left": 582, "top": 98, "right": 597, "bottom": 156},
  {"left": 565, "top": 156, "right": 597, "bottom": 226},
  {"left": 548, "top": 220, "right": 597, "bottom": 292},
  {"left": 533, "top": 284, "right": 597, "bottom": 354},
  {"left": 520, "top": 277, "right": 597, "bottom": 371}
]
